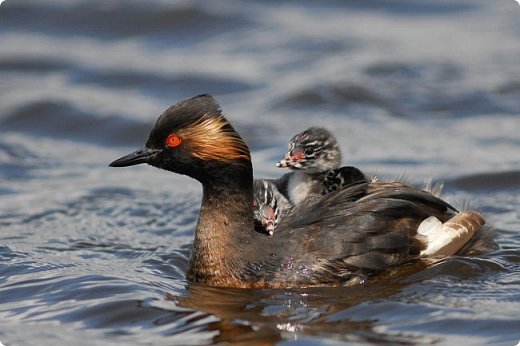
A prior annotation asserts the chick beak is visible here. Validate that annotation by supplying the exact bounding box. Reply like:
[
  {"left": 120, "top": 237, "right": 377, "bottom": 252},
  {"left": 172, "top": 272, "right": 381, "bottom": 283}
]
[
  {"left": 109, "top": 148, "right": 160, "bottom": 167},
  {"left": 276, "top": 151, "right": 305, "bottom": 168},
  {"left": 276, "top": 156, "right": 291, "bottom": 168},
  {"left": 265, "top": 222, "right": 275, "bottom": 236}
]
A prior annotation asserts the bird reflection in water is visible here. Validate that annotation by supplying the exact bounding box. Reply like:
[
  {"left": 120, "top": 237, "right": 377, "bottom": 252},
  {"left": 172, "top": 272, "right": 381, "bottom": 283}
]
[{"left": 164, "top": 260, "right": 432, "bottom": 345}]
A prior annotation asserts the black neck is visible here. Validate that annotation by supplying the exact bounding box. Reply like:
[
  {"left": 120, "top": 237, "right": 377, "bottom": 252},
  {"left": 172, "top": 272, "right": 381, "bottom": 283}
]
[{"left": 186, "top": 159, "right": 257, "bottom": 286}]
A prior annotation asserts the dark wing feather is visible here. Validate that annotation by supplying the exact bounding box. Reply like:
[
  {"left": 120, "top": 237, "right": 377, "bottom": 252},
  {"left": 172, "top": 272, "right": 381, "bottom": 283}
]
[{"left": 263, "top": 181, "right": 458, "bottom": 286}]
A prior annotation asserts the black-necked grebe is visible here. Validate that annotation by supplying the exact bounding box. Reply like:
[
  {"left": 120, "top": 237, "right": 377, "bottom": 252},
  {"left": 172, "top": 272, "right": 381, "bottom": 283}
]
[{"left": 110, "top": 94, "right": 490, "bottom": 288}]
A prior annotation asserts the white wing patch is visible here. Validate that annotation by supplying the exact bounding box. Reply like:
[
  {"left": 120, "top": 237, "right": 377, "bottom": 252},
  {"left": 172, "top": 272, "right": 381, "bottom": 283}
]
[{"left": 419, "top": 211, "right": 484, "bottom": 257}]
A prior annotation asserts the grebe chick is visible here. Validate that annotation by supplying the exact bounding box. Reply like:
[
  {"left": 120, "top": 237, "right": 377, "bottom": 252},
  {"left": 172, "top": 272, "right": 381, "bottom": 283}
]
[
  {"left": 253, "top": 179, "right": 289, "bottom": 235},
  {"left": 276, "top": 127, "right": 366, "bottom": 205},
  {"left": 110, "top": 94, "right": 489, "bottom": 289},
  {"left": 254, "top": 128, "right": 366, "bottom": 235}
]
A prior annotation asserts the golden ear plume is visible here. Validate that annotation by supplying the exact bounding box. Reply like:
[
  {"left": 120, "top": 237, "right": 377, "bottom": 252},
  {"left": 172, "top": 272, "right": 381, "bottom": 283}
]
[{"left": 179, "top": 114, "right": 250, "bottom": 162}]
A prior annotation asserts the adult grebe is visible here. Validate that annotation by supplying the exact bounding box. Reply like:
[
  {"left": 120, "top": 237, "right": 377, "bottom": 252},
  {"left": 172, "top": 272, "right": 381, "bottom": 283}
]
[{"left": 110, "top": 94, "right": 487, "bottom": 288}]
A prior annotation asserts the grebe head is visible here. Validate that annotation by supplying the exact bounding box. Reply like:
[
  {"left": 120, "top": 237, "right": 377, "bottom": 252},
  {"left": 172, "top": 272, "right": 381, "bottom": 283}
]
[
  {"left": 253, "top": 180, "right": 289, "bottom": 235},
  {"left": 109, "top": 94, "right": 251, "bottom": 184},
  {"left": 276, "top": 127, "right": 341, "bottom": 174}
]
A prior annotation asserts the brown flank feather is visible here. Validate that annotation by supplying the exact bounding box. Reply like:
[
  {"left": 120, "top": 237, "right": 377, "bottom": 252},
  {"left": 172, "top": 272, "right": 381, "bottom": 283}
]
[{"left": 178, "top": 114, "right": 250, "bottom": 162}]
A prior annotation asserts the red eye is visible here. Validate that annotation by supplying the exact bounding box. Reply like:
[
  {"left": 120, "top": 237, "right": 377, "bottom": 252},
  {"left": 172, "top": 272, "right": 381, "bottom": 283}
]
[{"left": 166, "top": 133, "right": 182, "bottom": 148}]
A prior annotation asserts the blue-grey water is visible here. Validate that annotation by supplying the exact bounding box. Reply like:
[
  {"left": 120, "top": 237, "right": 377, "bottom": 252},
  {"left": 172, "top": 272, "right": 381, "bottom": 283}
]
[{"left": 1, "top": 1, "right": 519, "bottom": 345}]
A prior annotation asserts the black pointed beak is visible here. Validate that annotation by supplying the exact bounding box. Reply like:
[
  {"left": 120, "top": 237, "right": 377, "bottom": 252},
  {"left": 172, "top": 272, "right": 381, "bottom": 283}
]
[{"left": 109, "top": 148, "right": 160, "bottom": 167}]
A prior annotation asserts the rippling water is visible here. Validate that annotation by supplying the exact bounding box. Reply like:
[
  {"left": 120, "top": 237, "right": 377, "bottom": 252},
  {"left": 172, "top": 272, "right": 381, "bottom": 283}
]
[{"left": 1, "top": 0, "right": 519, "bottom": 345}]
